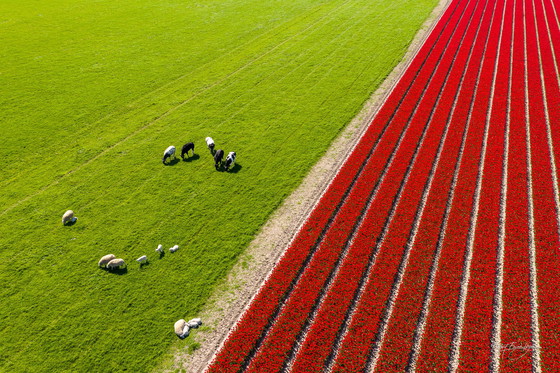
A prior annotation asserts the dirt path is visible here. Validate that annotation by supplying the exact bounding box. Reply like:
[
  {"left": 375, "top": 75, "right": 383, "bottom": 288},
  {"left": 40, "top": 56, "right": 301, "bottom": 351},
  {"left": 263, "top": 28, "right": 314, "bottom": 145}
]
[{"left": 162, "top": 1, "right": 451, "bottom": 371}]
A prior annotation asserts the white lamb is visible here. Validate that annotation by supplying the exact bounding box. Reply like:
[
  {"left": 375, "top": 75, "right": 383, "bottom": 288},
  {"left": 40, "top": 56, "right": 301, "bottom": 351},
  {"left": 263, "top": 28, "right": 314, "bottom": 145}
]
[
  {"left": 169, "top": 245, "right": 179, "bottom": 253},
  {"left": 155, "top": 244, "right": 163, "bottom": 254},
  {"left": 62, "top": 210, "right": 75, "bottom": 225},
  {"left": 187, "top": 318, "right": 202, "bottom": 329},
  {"left": 98, "top": 254, "right": 116, "bottom": 268},
  {"left": 136, "top": 255, "right": 148, "bottom": 264}
]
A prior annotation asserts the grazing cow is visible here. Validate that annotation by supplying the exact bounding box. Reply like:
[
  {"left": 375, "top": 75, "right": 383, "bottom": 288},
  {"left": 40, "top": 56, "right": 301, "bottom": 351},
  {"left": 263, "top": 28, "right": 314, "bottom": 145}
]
[
  {"left": 62, "top": 210, "right": 74, "bottom": 225},
  {"left": 181, "top": 142, "right": 195, "bottom": 160},
  {"left": 107, "top": 258, "right": 126, "bottom": 271},
  {"left": 98, "top": 254, "right": 116, "bottom": 268},
  {"left": 205, "top": 137, "right": 215, "bottom": 153},
  {"left": 162, "top": 146, "right": 176, "bottom": 164},
  {"left": 225, "top": 151, "right": 236, "bottom": 171},
  {"left": 214, "top": 149, "right": 224, "bottom": 170}
]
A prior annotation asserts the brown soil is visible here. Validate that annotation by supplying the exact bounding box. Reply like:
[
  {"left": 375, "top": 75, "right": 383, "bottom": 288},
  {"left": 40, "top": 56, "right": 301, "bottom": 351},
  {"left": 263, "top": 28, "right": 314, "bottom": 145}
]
[{"left": 161, "top": 1, "right": 451, "bottom": 371}]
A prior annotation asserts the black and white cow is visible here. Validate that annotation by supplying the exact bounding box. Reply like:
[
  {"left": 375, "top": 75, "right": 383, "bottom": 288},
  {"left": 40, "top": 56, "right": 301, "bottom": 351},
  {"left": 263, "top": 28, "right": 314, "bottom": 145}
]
[
  {"left": 162, "top": 145, "right": 176, "bottom": 164},
  {"left": 224, "top": 151, "right": 236, "bottom": 171},
  {"left": 181, "top": 142, "right": 195, "bottom": 160},
  {"left": 205, "top": 137, "right": 215, "bottom": 153},
  {"left": 214, "top": 149, "right": 224, "bottom": 170}
]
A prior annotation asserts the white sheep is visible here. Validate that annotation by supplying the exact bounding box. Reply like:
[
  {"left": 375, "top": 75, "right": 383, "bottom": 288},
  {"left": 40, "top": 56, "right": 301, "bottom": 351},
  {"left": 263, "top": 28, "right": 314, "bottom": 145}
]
[
  {"left": 136, "top": 255, "right": 148, "bottom": 264},
  {"left": 98, "top": 254, "right": 116, "bottom": 268},
  {"left": 155, "top": 244, "right": 164, "bottom": 254},
  {"left": 187, "top": 318, "right": 202, "bottom": 329},
  {"left": 169, "top": 245, "right": 179, "bottom": 253},
  {"left": 62, "top": 210, "right": 75, "bottom": 225},
  {"left": 174, "top": 319, "right": 187, "bottom": 339},
  {"left": 107, "top": 258, "right": 126, "bottom": 270}
]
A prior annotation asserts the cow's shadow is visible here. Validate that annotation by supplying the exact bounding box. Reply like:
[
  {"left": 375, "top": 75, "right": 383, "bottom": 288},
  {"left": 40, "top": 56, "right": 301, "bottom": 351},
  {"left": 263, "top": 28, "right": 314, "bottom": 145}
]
[
  {"left": 226, "top": 163, "right": 242, "bottom": 174},
  {"left": 182, "top": 154, "right": 200, "bottom": 163},
  {"left": 164, "top": 158, "right": 180, "bottom": 166}
]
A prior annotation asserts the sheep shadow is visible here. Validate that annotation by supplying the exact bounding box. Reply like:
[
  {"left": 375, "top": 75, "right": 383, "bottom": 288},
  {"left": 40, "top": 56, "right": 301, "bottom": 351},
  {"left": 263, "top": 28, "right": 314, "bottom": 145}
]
[
  {"left": 101, "top": 267, "right": 128, "bottom": 275},
  {"left": 182, "top": 153, "right": 200, "bottom": 163},
  {"left": 164, "top": 158, "right": 180, "bottom": 166},
  {"left": 63, "top": 217, "right": 78, "bottom": 226},
  {"left": 138, "top": 261, "right": 150, "bottom": 269},
  {"left": 158, "top": 251, "right": 165, "bottom": 259}
]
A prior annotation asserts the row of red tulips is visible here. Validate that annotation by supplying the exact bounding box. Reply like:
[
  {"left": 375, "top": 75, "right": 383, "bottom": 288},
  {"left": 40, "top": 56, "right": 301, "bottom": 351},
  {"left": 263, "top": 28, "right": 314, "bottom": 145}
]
[
  {"left": 411, "top": 0, "right": 501, "bottom": 370},
  {"left": 499, "top": 1, "right": 533, "bottom": 370},
  {"left": 456, "top": 0, "right": 508, "bottom": 368},
  {"left": 289, "top": 0, "right": 485, "bottom": 369},
  {"left": 525, "top": 0, "right": 560, "bottom": 370},
  {"left": 331, "top": 0, "right": 491, "bottom": 369},
  {"left": 374, "top": 0, "right": 498, "bottom": 368}
]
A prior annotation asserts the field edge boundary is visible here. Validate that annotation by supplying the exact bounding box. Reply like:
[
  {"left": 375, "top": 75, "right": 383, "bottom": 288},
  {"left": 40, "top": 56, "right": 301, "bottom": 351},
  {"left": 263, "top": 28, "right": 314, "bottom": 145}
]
[{"left": 159, "top": 0, "right": 453, "bottom": 370}]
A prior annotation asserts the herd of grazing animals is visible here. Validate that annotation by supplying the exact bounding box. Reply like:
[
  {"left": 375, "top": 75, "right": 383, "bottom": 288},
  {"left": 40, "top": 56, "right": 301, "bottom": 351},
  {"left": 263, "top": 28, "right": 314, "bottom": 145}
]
[
  {"left": 63, "top": 136, "right": 222, "bottom": 339},
  {"left": 163, "top": 136, "right": 237, "bottom": 171}
]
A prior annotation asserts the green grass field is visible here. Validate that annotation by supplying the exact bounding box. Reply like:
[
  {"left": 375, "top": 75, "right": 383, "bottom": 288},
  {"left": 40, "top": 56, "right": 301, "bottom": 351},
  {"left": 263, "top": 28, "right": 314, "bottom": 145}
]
[{"left": 0, "top": 0, "right": 437, "bottom": 371}]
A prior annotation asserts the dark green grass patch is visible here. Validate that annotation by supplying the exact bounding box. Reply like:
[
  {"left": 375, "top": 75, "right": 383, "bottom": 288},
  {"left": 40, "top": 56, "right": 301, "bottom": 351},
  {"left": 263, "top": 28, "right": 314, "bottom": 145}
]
[{"left": 0, "top": 0, "right": 437, "bottom": 371}]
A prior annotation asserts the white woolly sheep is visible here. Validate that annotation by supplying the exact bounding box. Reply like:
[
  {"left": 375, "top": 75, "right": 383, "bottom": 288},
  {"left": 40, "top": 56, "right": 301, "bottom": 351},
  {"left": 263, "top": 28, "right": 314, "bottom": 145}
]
[
  {"left": 155, "top": 244, "right": 163, "bottom": 254},
  {"left": 98, "top": 254, "right": 116, "bottom": 268},
  {"left": 174, "top": 319, "right": 187, "bottom": 339},
  {"left": 62, "top": 210, "right": 74, "bottom": 225},
  {"left": 136, "top": 255, "right": 148, "bottom": 264},
  {"left": 107, "top": 258, "right": 126, "bottom": 270},
  {"left": 169, "top": 245, "right": 179, "bottom": 253}
]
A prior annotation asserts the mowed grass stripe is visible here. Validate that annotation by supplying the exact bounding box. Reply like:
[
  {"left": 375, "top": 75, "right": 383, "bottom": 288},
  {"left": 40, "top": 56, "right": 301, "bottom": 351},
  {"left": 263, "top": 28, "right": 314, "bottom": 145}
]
[{"left": 0, "top": 0, "right": 438, "bottom": 372}]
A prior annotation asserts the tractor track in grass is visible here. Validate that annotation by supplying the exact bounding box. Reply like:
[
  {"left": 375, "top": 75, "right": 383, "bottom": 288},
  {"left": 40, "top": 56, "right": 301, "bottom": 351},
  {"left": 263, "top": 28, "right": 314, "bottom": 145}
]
[{"left": 0, "top": 0, "right": 355, "bottom": 218}]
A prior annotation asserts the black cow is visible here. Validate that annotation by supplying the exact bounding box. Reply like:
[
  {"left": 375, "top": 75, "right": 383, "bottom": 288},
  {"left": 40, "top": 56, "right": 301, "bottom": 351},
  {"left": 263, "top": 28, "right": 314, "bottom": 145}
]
[
  {"left": 224, "top": 151, "right": 236, "bottom": 171},
  {"left": 214, "top": 149, "right": 224, "bottom": 170},
  {"left": 181, "top": 142, "right": 195, "bottom": 160}
]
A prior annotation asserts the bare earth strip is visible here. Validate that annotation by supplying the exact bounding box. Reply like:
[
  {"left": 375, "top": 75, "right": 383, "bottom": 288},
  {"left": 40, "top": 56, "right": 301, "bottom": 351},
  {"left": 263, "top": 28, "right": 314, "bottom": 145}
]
[{"left": 161, "top": 0, "right": 451, "bottom": 371}]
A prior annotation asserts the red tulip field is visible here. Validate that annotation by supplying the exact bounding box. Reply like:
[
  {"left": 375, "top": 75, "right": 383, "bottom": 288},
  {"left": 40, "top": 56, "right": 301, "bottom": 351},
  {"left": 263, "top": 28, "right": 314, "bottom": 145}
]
[{"left": 207, "top": 0, "right": 560, "bottom": 370}]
